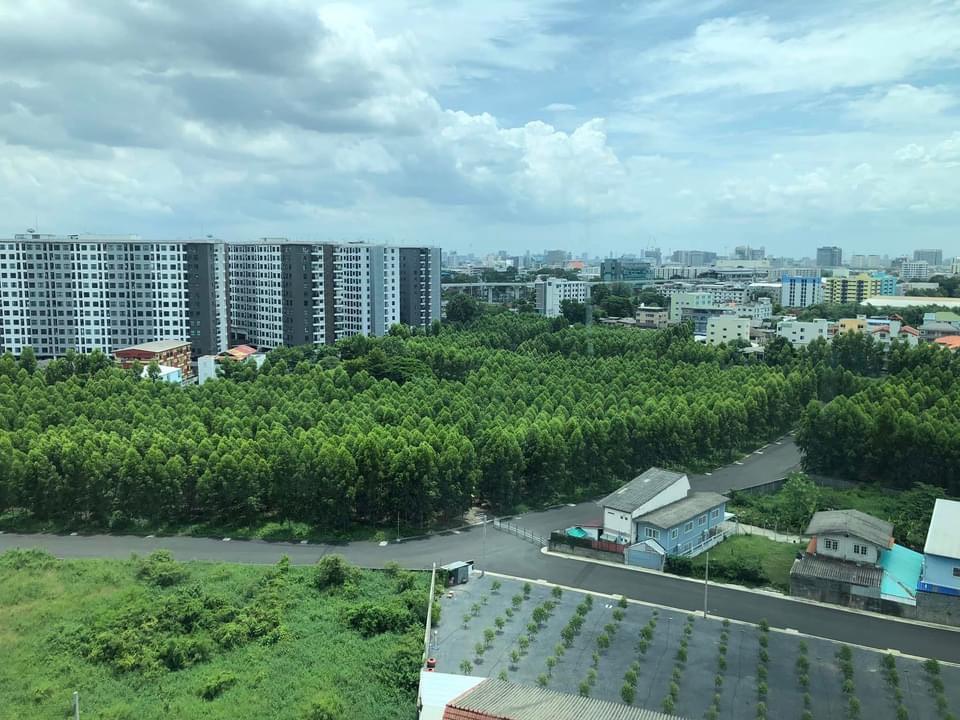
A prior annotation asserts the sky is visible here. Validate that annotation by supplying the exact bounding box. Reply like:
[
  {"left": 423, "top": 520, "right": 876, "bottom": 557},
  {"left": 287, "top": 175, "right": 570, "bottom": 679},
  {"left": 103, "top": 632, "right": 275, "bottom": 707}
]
[{"left": 1, "top": 0, "right": 958, "bottom": 258}]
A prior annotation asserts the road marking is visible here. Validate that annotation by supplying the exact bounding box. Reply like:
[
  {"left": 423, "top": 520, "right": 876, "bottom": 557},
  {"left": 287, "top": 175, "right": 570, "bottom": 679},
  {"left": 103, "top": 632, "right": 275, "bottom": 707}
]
[
  {"left": 452, "top": 530, "right": 461, "bottom": 535},
  {"left": 734, "top": 461, "right": 744, "bottom": 465},
  {"left": 379, "top": 541, "right": 388, "bottom": 547},
  {"left": 222, "top": 537, "right": 231, "bottom": 542},
  {"left": 70, "top": 532, "right": 78, "bottom": 536},
  {"left": 145, "top": 535, "right": 154, "bottom": 539},
  {"left": 705, "top": 472, "right": 712, "bottom": 476},
  {"left": 775, "top": 441, "right": 783, "bottom": 445},
  {"left": 784, "top": 628, "right": 799, "bottom": 634},
  {"left": 300, "top": 540, "right": 308, "bottom": 545},
  {"left": 754, "top": 451, "right": 764, "bottom": 455}
]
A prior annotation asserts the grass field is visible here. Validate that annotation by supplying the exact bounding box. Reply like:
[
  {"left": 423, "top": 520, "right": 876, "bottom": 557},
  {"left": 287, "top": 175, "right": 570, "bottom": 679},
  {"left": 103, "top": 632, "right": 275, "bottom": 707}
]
[
  {"left": 0, "top": 549, "right": 426, "bottom": 720},
  {"left": 689, "top": 535, "right": 803, "bottom": 592}
]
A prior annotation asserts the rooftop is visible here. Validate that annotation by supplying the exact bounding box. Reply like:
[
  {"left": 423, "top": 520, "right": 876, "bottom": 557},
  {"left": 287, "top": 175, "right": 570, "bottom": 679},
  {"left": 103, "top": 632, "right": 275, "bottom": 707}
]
[
  {"left": 600, "top": 468, "right": 687, "bottom": 514},
  {"left": 790, "top": 555, "right": 883, "bottom": 588},
  {"left": 920, "top": 321, "right": 960, "bottom": 332},
  {"left": 805, "top": 509, "right": 894, "bottom": 548},
  {"left": 863, "top": 296, "right": 960, "bottom": 309},
  {"left": 445, "top": 678, "right": 682, "bottom": 720},
  {"left": 933, "top": 336, "right": 960, "bottom": 350},
  {"left": 638, "top": 492, "right": 729, "bottom": 529},
  {"left": 924, "top": 499, "right": 960, "bottom": 559},
  {"left": 879, "top": 544, "right": 923, "bottom": 602},
  {"left": 115, "top": 339, "right": 190, "bottom": 354}
]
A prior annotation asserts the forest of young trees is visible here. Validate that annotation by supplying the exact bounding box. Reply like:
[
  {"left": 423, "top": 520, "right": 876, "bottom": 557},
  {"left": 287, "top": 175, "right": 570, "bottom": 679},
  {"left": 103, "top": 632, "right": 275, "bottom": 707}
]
[{"left": 0, "top": 314, "right": 955, "bottom": 533}]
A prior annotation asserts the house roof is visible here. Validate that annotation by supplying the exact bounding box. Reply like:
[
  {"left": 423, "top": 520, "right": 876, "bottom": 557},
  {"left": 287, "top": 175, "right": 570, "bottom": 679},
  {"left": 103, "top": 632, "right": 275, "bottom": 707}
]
[
  {"left": 933, "top": 336, "right": 960, "bottom": 349},
  {"left": 638, "top": 492, "right": 729, "bottom": 529},
  {"left": 222, "top": 344, "right": 258, "bottom": 359},
  {"left": 900, "top": 325, "right": 920, "bottom": 336},
  {"left": 114, "top": 339, "right": 190, "bottom": 354},
  {"left": 924, "top": 499, "right": 960, "bottom": 559},
  {"left": 805, "top": 509, "right": 894, "bottom": 548},
  {"left": 790, "top": 555, "right": 882, "bottom": 588},
  {"left": 920, "top": 321, "right": 960, "bottom": 333},
  {"left": 600, "top": 468, "right": 687, "bottom": 513},
  {"left": 444, "top": 679, "right": 682, "bottom": 720}
]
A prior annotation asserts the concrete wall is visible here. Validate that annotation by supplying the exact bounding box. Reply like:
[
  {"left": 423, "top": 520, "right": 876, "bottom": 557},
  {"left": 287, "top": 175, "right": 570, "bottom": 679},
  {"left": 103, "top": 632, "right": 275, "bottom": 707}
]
[{"left": 917, "top": 590, "right": 960, "bottom": 627}]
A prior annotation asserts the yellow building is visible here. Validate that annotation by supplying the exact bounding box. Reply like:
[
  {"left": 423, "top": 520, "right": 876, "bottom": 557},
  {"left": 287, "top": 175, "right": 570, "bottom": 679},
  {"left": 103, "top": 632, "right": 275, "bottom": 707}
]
[
  {"left": 836, "top": 317, "right": 867, "bottom": 334},
  {"left": 824, "top": 274, "right": 882, "bottom": 304}
]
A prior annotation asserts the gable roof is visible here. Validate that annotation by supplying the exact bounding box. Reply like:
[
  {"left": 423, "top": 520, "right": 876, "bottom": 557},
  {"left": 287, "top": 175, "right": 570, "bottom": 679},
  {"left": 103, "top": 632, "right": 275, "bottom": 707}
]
[
  {"left": 445, "top": 679, "right": 682, "bottom": 720},
  {"left": 600, "top": 468, "right": 687, "bottom": 514},
  {"left": 933, "top": 336, "right": 960, "bottom": 350},
  {"left": 924, "top": 499, "right": 960, "bottom": 559},
  {"left": 638, "top": 492, "right": 729, "bottom": 529},
  {"left": 805, "top": 509, "right": 893, "bottom": 548}
]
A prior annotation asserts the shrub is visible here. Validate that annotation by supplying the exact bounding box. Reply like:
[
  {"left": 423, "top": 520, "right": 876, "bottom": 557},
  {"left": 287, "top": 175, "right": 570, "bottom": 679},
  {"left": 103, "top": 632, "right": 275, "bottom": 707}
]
[
  {"left": 718, "top": 656, "right": 727, "bottom": 671},
  {"left": 343, "top": 602, "right": 413, "bottom": 637},
  {"left": 715, "top": 674, "right": 723, "bottom": 689},
  {"left": 491, "top": 580, "right": 502, "bottom": 593},
  {"left": 839, "top": 645, "right": 853, "bottom": 663},
  {"left": 842, "top": 679, "right": 854, "bottom": 695},
  {"left": 758, "top": 633, "right": 768, "bottom": 648},
  {"left": 512, "top": 594, "right": 523, "bottom": 608},
  {"left": 546, "top": 656, "right": 557, "bottom": 674},
  {"left": 510, "top": 649, "right": 520, "bottom": 666},
  {"left": 579, "top": 681, "right": 590, "bottom": 697},
  {"left": 931, "top": 677, "right": 945, "bottom": 694},
  {"left": 460, "top": 659, "right": 473, "bottom": 675},
  {"left": 497, "top": 670, "right": 508, "bottom": 682},
  {"left": 759, "top": 647, "right": 769, "bottom": 663},
  {"left": 591, "top": 651, "right": 599, "bottom": 668},
  {"left": 604, "top": 622, "right": 617, "bottom": 637},
  {"left": 561, "top": 626, "right": 575, "bottom": 647},
  {"left": 474, "top": 642, "right": 484, "bottom": 657},
  {"left": 587, "top": 668, "right": 597, "bottom": 685},
  {"left": 924, "top": 658, "right": 940, "bottom": 675},
  {"left": 706, "top": 708, "right": 719, "bottom": 720},
  {"left": 532, "top": 607, "right": 548, "bottom": 626},
  {"left": 683, "top": 624, "right": 693, "bottom": 636},
  {"left": 198, "top": 671, "right": 237, "bottom": 701},
  {"left": 619, "top": 595, "right": 629, "bottom": 608},
  {"left": 483, "top": 628, "right": 495, "bottom": 647},
  {"left": 552, "top": 586, "right": 563, "bottom": 599},
  {"left": 676, "top": 647, "right": 687, "bottom": 663},
  {"left": 757, "top": 681, "right": 767, "bottom": 699},
  {"left": 624, "top": 669, "right": 637, "bottom": 686},
  {"left": 584, "top": 594, "right": 593, "bottom": 607},
  {"left": 518, "top": 636, "right": 530, "bottom": 652},
  {"left": 803, "top": 692, "right": 812, "bottom": 708},
  {"left": 799, "top": 673, "right": 809, "bottom": 689},
  {"left": 671, "top": 667, "right": 682, "bottom": 684},
  {"left": 669, "top": 681, "right": 680, "bottom": 700},
  {"left": 313, "top": 555, "right": 353, "bottom": 591},
  {"left": 722, "top": 618, "right": 730, "bottom": 627},
  {"left": 801, "top": 712, "right": 813, "bottom": 720},
  {"left": 596, "top": 633, "right": 610, "bottom": 650},
  {"left": 462, "top": 614, "right": 470, "bottom": 628},
  {"left": 536, "top": 673, "right": 548, "bottom": 687},
  {"left": 471, "top": 603, "right": 481, "bottom": 617},
  {"left": 641, "top": 625, "right": 654, "bottom": 641},
  {"left": 576, "top": 602, "right": 590, "bottom": 617},
  {"left": 505, "top": 608, "right": 514, "bottom": 619},
  {"left": 797, "top": 656, "right": 810, "bottom": 672},
  {"left": 613, "top": 609, "right": 625, "bottom": 622},
  {"left": 527, "top": 622, "right": 538, "bottom": 636},
  {"left": 881, "top": 654, "right": 897, "bottom": 671},
  {"left": 799, "top": 639, "right": 808, "bottom": 653},
  {"left": 756, "top": 702, "right": 767, "bottom": 719},
  {"left": 848, "top": 696, "right": 861, "bottom": 719},
  {"left": 304, "top": 691, "right": 344, "bottom": 720},
  {"left": 662, "top": 695, "right": 676, "bottom": 714},
  {"left": 896, "top": 706, "right": 908, "bottom": 720},
  {"left": 621, "top": 682, "right": 635, "bottom": 704},
  {"left": 495, "top": 616, "right": 505, "bottom": 631},
  {"left": 480, "top": 594, "right": 488, "bottom": 605},
  {"left": 523, "top": 582, "right": 532, "bottom": 597},
  {"left": 757, "top": 665, "right": 767, "bottom": 682},
  {"left": 638, "top": 638, "right": 650, "bottom": 654},
  {"left": 136, "top": 550, "right": 187, "bottom": 587},
  {"left": 665, "top": 555, "right": 693, "bottom": 575},
  {"left": 759, "top": 618, "right": 770, "bottom": 632}
]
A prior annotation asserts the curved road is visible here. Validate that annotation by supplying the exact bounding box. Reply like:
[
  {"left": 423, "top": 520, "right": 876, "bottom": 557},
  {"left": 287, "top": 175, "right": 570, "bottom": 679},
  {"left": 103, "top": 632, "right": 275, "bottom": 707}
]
[{"left": 3, "top": 435, "right": 958, "bottom": 662}]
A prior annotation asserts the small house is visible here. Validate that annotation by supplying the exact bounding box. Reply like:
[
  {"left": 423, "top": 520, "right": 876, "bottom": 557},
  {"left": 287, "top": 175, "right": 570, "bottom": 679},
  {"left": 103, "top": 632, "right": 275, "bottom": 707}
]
[
  {"left": 805, "top": 510, "right": 894, "bottom": 566},
  {"left": 917, "top": 499, "right": 960, "bottom": 626}
]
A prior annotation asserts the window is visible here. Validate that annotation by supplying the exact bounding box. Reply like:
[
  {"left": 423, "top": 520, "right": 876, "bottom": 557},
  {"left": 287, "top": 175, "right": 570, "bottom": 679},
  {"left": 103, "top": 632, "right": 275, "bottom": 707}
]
[
  {"left": 710, "top": 508, "right": 721, "bottom": 520},
  {"left": 853, "top": 544, "right": 868, "bottom": 555},
  {"left": 698, "top": 514, "right": 707, "bottom": 526},
  {"left": 645, "top": 527, "right": 660, "bottom": 540},
  {"left": 670, "top": 528, "right": 679, "bottom": 540},
  {"left": 824, "top": 538, "right": 838, "bottom": 551},
  {"left": 684, "top": 521, "right": 693, "bottom": 533},
  {"left": 953, "top": 567, "right": 960, "bottom": 578}
]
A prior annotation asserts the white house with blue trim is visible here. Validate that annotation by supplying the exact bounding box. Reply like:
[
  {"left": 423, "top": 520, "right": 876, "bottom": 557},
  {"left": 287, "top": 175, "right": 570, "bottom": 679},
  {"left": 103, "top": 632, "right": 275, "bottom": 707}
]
[
  {"left": 917, "top": 499, "right": 960, "bottom": 625},
  {"left": 600, "top": 468, "right": 728, "bottom": 565}
]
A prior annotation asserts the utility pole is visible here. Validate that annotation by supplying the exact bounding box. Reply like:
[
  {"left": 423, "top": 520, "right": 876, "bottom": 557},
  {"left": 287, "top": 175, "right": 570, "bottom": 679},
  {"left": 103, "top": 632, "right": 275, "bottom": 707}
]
[
  {"left": 703, "top": 551, "right": 710, "bottom": 618},
  {"left": 481, "top": 513, "right": 487, "bottom": 577},
  {"left": 73, "top": 691, "right": 80, "bottom": 720}
]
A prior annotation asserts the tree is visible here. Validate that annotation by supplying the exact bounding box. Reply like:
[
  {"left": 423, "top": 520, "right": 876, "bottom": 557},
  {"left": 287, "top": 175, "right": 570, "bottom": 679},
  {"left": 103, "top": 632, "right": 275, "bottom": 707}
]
[
  {"left": 560, "top": 299, "right": 588, "bottom": 324},
  {"left": 146, "top": 360, "right": 162, "bottom": 381},
  {"left": 445, "top": 293, "right": 481, "bottom": 324},
  {"left": 17, "top": 346, "right": 37, "bottom": 374}
]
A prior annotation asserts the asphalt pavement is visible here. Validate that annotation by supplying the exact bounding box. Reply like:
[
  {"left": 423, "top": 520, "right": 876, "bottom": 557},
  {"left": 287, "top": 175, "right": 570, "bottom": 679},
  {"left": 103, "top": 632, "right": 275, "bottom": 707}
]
[{"left": 689, "top": 433, "right": 802, "bottom": 494}]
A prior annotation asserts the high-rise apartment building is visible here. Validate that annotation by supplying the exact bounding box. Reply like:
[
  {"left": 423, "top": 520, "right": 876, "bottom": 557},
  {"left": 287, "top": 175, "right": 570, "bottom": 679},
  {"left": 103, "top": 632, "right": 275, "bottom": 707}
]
[
  {"left": 900, "top": 261, "right": 930, "bottom": 282},
  {"left": 952, "top": 257, "right": 960, "bottom": 276},
  {"left": 0, "top": 232, "right": 227, "bottom": 357},
  {"left": 535, "top": 277, "right": 589, "bottom": 317},
  {"left": 334, "top": 243, "right": 399, "bottom": 338},
  {"left": 781, "top": 276, "right": 824, "bottom": 308},
  {"left": 671, "top": 250, "right": 717, "bottom": 266},
  {"left": 399, "top": 247, "right": 441, "bottom": 331},
  {"left": 913, "top": 249, "right": 943, "bottom": 266},
  {"left": 816, "top": 246, "right": 843, "bottom": 268}
]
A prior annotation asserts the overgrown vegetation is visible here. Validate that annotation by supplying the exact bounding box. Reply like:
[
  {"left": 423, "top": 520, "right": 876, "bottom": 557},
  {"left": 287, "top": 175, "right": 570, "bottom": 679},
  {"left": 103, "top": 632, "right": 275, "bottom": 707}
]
[
  {"left": 666, "top": 535, "right": 800, "bottom": 591},
  {"left": 0, "top": 549, "right": 427, "bottom": 720}
]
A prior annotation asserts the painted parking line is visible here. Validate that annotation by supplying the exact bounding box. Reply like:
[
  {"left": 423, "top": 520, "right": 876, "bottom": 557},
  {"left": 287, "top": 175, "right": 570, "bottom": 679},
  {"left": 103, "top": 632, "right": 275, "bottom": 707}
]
[{"left": 734, "top": 461, "right": 744, "bottom": 465}]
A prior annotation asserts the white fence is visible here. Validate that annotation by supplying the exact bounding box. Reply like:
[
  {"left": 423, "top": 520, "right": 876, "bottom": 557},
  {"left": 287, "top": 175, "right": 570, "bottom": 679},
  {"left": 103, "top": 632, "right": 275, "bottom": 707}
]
[{"left": 492, "top": 519, "right": 546, "bottom": 547}]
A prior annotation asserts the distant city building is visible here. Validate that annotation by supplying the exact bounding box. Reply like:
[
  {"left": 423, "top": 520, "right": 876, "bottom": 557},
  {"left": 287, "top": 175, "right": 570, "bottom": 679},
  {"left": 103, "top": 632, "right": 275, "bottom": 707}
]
[
  {"left": 816, "top": 246, "right": 843, "bottom": 268},
  {"left": 781, "top": 276, "right": 824, "bottom": 308},
  {"left": 734, "top": 245, "right": 765, "bottom": 261},
  {"left": 543, "top": 249, "right": 569, "bottom": 267},
  {"left": 398, "top": 247, "right": 441, "bottom": 331},
  {"left": 913, "top": 249, "right": 943, "bottom": 266},
  {"left": 776, "top": 318, "right": 830, "bottom": 347},
  {"left": 670, "top": 250, "right": 717, "bottom": 266},
  {"left": 534, "top": 276, "right": 589, "bottom": 317},
  {"left": 952, "top": 257, "right": 960, "bottom": 276},
  {"left": 706, "top": 316, "right": 751, "bottom": 346},
  {"left": 642, "top": 248, "right": 662, "bottom": 265},
  {"left": 0, "top": 232, "right": 227, "bottom": 358},
  {"left": 635, "top": 305, "right": 669, "bottom": 329},
  {"left": 773, "top": 267, "right": 820, "bottom": 280},
  {"left": 600, "top": 258, "right": 652, "bottom": 284},
  {"left": 823, "top": 273, "right": 897, "bottom": 304},
  {"left": 900, "top": 260, "right": 930, "bottom": 282},
  {"left": 114, "top": 339, "right": 193, "bottom": 380},
  {"left": 669, "top": 292, "right": 771, "bottom": 334}
]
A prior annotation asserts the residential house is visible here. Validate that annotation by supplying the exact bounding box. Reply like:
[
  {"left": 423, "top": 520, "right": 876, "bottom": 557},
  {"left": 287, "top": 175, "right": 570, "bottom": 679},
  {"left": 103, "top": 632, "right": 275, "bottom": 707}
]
[
  {"left": 706, "top": 315, "right": 751, "bottom": 346},
  {"left": 599, "top": 467, "right": 728, "bottom": 562},
  {"left": 776, "top": 318, "right": 829, "bottom": 347},
  {"left": 933, "top": 336, "right": 960, "bottom": 351},
  {"left": 922, "top": 321, "right": 960, "bottom": 342},
  {"left": 805, "top": 510, "right": 894, "bottom": 565},
  {"left": 114, "top": 339, "right": 192, "bottom": 380},
  {"left": 922, "top": 311, "right": 960, "bottom": 331},
  {"left": 917, "top": 499, "right": 960, "bottom": 626},
  {"left": 636, "top": 305, "right": 669, "bottom": 329}
]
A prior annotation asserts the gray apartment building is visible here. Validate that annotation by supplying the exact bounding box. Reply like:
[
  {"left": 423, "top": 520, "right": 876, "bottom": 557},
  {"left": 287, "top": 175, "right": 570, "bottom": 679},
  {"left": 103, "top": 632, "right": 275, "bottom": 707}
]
[
  {"left": 399, "top": 246, "right": 441, "bottom": 331},
  {"left": 0, "top": 232, "right": 228, "bottom": 357}
]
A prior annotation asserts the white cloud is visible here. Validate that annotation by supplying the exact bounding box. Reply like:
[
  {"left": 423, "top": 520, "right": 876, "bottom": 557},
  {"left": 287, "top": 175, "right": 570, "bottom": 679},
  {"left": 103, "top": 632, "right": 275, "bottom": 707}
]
[
  {"left": 543, "top": 103, "right": 576, "bottom": 112},
  {"left": 849, "top": 84, "right": 958, "bottom": 125}
]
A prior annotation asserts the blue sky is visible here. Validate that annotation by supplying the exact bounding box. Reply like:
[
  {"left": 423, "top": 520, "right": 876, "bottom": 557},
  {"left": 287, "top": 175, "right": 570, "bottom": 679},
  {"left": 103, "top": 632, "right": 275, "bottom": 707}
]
[{"left": 1, "top": 0, "right": 958, "bottom": 257}]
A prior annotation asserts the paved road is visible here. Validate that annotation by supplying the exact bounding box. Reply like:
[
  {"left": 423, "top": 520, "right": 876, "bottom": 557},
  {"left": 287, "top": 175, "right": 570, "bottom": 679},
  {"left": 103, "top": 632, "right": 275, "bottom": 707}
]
[
  {"left": 3, "top": 525, "right": 959, "bottom": 663},
  {"left": 690, "top": 433, "right": 802, "bottom": 494}
]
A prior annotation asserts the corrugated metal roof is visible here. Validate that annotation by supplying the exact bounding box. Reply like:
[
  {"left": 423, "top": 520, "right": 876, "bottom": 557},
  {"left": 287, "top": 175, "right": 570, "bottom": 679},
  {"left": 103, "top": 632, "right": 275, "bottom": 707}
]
[
  {"left": 924, "top": 499, "right": 960, "bottom": 559},
  {"left": 638, "top": 492, "right": 729, "bottom": 529},
  {"left": 805, "top": 510, "right": 893, "bottom": 548},
  {"left": 447, "top": 679, "right": 685, "bottom": 720},
  {"left": 600, "top": 468, "right": 687, "bottom": 513},
  {"left": 115, "top": 339, "right": 190, "bottom": 353},
  {"left": 790, "top": 555, "right": 882, "bottom": 587}
]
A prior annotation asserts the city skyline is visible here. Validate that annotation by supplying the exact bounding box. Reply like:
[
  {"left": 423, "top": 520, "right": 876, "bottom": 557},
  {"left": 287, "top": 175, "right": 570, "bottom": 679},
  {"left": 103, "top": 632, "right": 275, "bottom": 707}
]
[{"left": 1, "top": 2, "right": 959, "bottom": 255}]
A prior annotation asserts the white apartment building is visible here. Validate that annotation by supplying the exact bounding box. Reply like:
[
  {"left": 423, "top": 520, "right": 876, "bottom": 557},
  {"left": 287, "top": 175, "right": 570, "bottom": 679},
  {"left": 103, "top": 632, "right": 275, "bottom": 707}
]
[
  {"left": 951, "top": 257, "right": 960, "bottom": 276},
  {"left": 781, "top": 276, "right": 824, "bottom": 308},
  {"left": 335, "top": 243, "right": 400, "bottom": 338},
  {"left": 706, "top": 316, "right": 751, "bottom": 346},
  {"left": 0, "top": 232, "right": 227, "bottom": 357},
  {"left": 900, "top": 261, "right": 930, "bottom": 281},
  {"left": 535, "top": 277, "right": 589, "bottom": 317},
  {"left": 776, "top": 319, "right": 830, "bottom": 347}
]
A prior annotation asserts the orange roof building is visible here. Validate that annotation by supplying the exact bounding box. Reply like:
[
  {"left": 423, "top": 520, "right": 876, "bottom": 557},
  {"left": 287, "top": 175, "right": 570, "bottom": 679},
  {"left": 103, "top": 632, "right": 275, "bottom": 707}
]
[{"left": 933, "top": 335, "right": 960, "bottom": 350}]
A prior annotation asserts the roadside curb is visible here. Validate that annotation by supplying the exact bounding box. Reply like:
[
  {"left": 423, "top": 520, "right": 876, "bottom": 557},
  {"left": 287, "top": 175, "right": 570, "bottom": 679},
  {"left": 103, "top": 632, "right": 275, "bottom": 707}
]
[{"left": 541, "top": 546, "right": 960, "bottom": 634}]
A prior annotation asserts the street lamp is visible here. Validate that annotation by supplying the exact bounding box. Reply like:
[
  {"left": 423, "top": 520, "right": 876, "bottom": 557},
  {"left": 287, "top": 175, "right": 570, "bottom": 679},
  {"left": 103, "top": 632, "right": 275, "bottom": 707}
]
[{"left": 703, "top": 551, "right": 710, "bottom": 618}]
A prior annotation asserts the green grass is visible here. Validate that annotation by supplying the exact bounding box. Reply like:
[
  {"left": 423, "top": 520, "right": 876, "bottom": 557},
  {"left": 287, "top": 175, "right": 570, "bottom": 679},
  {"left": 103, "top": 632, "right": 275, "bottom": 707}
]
[
  {"left": 0, "top": 549, "right": 426, "bottom": 720},
  {"left": 690, "top": 535, "right": 802, "bottom": 592}
]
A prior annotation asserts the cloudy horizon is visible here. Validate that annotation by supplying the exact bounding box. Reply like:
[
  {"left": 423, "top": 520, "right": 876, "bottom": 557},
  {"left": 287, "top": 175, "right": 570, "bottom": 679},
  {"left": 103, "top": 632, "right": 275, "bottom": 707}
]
[{"left": 1, "top": 0, "right": 958, "bottom": 257}]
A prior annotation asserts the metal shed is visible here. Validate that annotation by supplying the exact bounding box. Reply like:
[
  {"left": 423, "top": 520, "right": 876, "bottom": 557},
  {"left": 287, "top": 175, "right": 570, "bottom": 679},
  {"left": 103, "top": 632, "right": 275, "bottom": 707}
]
[{"left": 441, "top": 560, "right": 472, "bottom": 585}]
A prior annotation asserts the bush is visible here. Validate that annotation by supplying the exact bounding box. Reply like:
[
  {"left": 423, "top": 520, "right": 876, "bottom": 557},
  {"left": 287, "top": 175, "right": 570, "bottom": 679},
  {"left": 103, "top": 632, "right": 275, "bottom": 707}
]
[
  {"left": 512, "top": 594, "right": 523, "bottom": 608},
  {"left": 474, "top": 642, "right": 484, "bottom": 657},
  {"left": 460, "top": 660, "right": 472, "bottom": 674},
  {"left": 552, "top": 586, "right": 563, "bottom": 599},
  {"left": 848, "top": 696, "right": 861, "bottom": 719},
  {"left": 587, "top": 668, "right": 597, "bottom": 685},
  {"left": 756, "top": 702, "right": 767, "bottom": 719},
  {"left": 596, "top": 633, "right": 610, "bottom": 650},
  {"left": 669, "top": 681, "right": 680, "bottom": 700},
  {"left": 842, "top": 679, "right": 854, "bottom": 695},
  {"left": 624, "top": 669, "right": 637, "bottom": 686},
  {"left": 343, "top": 602, "right": 413, "bottom": 637},
  {"left": 715, "top": 674, "right": 723, "bottom": 689},
  {"left": 759, "top": 647, "right": 769, "bottom": 663},
  {"left": 491, "top": 580, "right": 502, "bottom": 593},
  {"left": 497, "top": 670, "right": 508, "bottom": 682},
  {"left": 759, "top": 618, "right": 770, "bottom": 632},
  {"left": 638, "top": 638, "right": 650, "bottom": 654},
  {"left": 665, "top": 555, "right": 693, "bottom": 575},
  {"left": 662, "top": 695, "right": 675, "bottom": 714},
  {"left": 895, "top": 706, "right": 908, "bottom": 720},
  {"left": 136, "top": 550, "right": 187, "bottom": 587},
  {"left": 304, "top": 691, "right": 344, "bottom": 720},
  {"left": 758, "top": 633, "right": 768, "bottom": 648},
  {"left": 718, "top": 656, "right": 727, "bottom": 671},
  {"left": 523, "top": 582, "right": 532, "bottom": 597},
  {"left": 924, "top": 658, "right": 940, "bottom": 675},
  {"left": 613, "top": 609, "right": 625, "bottom": 622},
  {"left": 676, "top": 647, "right": 687, "bottom": 663},
  {"left": 799, "top": 673, "right": 809, "bottom": 689},
  {"left": 199, "top": 671, "right": 237, "bottom": 701},
  {"left": 484, "top": 628, "right": 495, "bottom": 647},
  {"left": 757, "top": 681, "right": 767, "bottom": 699},
  {"left": 314, "top": 555, "right": 353, "bottom": 591},
  {"left": 579, "top": 681, "right": 590, "bottom": 697},
  {"left": 510, "top": 649, "right": 520, "bottom": 666},
  {"left": 536, "top": 674, "right": 548, "bottom": 687},
  {"left": 838, "top": 645, "right": 853, "bottom": 663},
  {"left": 619, "top": 595, "right": 628, "bottom": 608},
  {"left": 797, "top": 655, "right": 810, "bottom": 672},
  {"left": 621, "top": 683, "right": 635, "bottom": 704},
  {"left": 495, "top": 616, "right": 505, "bottom": 631}
]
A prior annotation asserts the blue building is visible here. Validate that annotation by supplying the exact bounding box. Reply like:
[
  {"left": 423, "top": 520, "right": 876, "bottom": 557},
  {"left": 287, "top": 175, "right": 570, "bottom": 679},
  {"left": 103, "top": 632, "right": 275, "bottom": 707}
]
[
  {"left": 917, "top": 499, "right": 960, "bottom": 626},
  {"left": 870, "top": 272, "right": 898, "bottom": 296},
  {"left": 780, "top": 275, "right": 823, "bottom": 309},
  {"left": 600, "top": 468, "right": 728, "bottom": 568}
]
